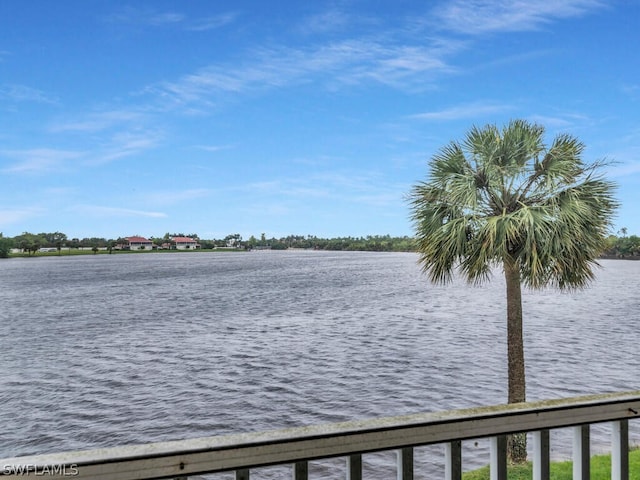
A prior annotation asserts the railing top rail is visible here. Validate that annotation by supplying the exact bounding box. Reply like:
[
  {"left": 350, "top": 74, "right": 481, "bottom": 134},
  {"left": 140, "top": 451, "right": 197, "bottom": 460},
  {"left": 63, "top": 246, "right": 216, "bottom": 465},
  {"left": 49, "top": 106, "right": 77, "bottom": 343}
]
[{"left": 2, "top": 391, "right": 639, "bottom": 479}]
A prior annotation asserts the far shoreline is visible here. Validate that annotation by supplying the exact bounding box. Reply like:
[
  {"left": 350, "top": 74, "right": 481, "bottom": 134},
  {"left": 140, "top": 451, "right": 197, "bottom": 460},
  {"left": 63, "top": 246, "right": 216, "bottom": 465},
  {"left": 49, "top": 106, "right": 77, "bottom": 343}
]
[{"left": 4, "top": 248, "right": 640, "bottom": 261}]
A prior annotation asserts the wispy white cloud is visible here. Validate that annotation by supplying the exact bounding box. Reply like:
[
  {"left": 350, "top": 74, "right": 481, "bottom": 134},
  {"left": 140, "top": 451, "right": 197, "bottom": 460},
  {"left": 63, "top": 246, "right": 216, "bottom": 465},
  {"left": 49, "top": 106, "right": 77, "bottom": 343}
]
[
  {"left": 135, "top": 2, "right": 599, "bottom": 114},
  {"left": 1, "top": 130, "right": 159, "bottom": 174},
  {"left": 195, "top": 144, "right": 235, "bottom": 153},
  {"left": 295, "top": 9, "right": 352, "bottom": 35},
  {"left": 106, "top": 7, "right": 184, "bottom": 27},
  {"left": 106, "top": 6, "right": 237, "bottom": 31},
  {"left": 621, "top": 84, "right": 640, "bottom": 100},
  {"left": 146, "top": 38, "right": 457, "bottom": 109},
  {"left": 470, "top": 49, "right": 557, "bottom": 72},
  {"left": 0, "top": 84, "right": 58, "bottom": 104},
  {"left": 47, "top": 110, "right": 159, "bottom": 166},
  {"left": 433, "top": 0, "right": 605, "bottom": 35},
  {"left": 410, "top": 101, "right": 512, "bottom": 121},
  {"left": 50, "top": 109, "right": 146, "bottom": 133},
  {"left": 188, "top": 12, "right": 239, "bottom": 31},
  {"left": 608, "top": 161, "right": 640, "bottom": 179},
  {"left": 72, "top": 205, "right": 167, "bottom": 218},
  {"left": 599, "top": 129, "right": 640, "bottom": 178},
  {"left": 0, "top": 207, "right": 45, "bottom": 227},
  {"left": 89, "top": 130, "right": 162, "bottom": 164},
  {"left": 1, "top": 148, "right": 84, "bottom": 174},
  {"left": 527, "top": 113, "right": 590, "bottom": 129},
  {"left": 239, "top": 170, "right": 405, "bottom": 211},
  {"left": 148, "top": 12, "right": 185, "bottom": 26}
]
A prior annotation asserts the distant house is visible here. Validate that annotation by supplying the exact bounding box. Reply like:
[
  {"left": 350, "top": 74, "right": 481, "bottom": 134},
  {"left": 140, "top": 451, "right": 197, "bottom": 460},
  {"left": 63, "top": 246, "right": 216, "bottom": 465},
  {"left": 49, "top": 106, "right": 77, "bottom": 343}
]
[
  {"left": 172, "top": 236, "right": 199, "bottom": 250},
  {"left": 126, "top": 236, "right": 153, "bottom": 250}
]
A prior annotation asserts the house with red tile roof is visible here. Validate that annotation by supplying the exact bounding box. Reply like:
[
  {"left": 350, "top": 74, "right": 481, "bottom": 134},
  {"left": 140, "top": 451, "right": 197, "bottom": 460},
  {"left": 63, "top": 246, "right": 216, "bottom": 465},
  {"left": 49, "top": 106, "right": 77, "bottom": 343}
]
[
  {"left": 172, "top": 236, "right": 199, "bottom": 250},
  {"left": 126, "top": 236, "right": 153, "bottom": 250}
]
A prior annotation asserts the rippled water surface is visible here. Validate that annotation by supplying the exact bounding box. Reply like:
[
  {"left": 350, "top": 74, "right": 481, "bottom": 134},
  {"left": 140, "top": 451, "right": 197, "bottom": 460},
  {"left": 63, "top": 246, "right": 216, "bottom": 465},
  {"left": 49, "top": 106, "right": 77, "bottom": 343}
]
[{"left": 1, "top": 251, "right": 638, "bottom": 477}]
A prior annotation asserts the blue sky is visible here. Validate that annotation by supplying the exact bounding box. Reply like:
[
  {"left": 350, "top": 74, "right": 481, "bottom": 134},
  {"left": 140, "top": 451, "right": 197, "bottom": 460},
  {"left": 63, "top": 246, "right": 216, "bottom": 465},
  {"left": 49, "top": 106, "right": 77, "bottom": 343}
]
[{"left": 1, "top": 1, "right": 639, "bottom": 240}]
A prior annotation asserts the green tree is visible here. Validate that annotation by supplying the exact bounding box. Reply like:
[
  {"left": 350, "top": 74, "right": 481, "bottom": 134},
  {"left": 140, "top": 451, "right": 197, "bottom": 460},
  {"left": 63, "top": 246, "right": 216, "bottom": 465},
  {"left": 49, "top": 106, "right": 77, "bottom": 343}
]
[
  {"left": 409, "top": 120, "right": 617, "bottom": 462},
  {"left": 39, "top": 231, "right": 67, "bottom": 246},
  {"left": 0, "top": 234, "right": 13, "bottom": 258},
  {"left": 13, "top": 232, "right": 44, "bottom": 255},
  {"left": 614, "top": 233, "right": 640, "bottom": 257},
  {"left": 246, "top": 235, "right": 257, "bottom": 249},
  {"left": 80, "top": 237, "right": 108, "bottom": 248}
]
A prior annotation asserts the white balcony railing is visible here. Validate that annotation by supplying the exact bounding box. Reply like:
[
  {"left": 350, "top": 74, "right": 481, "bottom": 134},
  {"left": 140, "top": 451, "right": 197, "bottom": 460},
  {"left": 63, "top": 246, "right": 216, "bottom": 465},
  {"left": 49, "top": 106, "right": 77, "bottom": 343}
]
[{"left": 1, "top": 391, "right": 639, "bottom": 480}]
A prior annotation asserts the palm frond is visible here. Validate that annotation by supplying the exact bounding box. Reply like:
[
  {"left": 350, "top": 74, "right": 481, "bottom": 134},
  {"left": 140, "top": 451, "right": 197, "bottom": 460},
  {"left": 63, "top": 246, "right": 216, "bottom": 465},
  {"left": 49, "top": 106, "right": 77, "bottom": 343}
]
[{"left": 409, "top": 119, "right": 618, "bottom": 290}]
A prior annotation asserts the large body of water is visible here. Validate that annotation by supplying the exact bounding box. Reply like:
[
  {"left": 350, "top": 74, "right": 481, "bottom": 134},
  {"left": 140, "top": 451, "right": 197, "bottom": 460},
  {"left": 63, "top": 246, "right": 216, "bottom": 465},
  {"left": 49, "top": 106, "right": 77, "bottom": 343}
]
[{"left": 1, "top": 251, "right": 638, "bottom": 478}]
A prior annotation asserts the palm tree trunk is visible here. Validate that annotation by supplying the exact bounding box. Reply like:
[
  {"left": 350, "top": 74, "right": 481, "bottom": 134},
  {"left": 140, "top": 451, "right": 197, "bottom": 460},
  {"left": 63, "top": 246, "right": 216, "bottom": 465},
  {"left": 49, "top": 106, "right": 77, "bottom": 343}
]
[{"left": 504, "top": 254, "right": 527, "bottom": 463}]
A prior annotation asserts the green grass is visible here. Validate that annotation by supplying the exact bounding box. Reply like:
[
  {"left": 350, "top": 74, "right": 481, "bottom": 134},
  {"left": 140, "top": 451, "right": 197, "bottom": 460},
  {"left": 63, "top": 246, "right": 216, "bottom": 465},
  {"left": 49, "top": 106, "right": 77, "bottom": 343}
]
[
  {"left": 462, "top": 449, "right": 640, "bottom": 480},
  {"left": 10, "top": 247, "right": 244, "bottom": 258}
]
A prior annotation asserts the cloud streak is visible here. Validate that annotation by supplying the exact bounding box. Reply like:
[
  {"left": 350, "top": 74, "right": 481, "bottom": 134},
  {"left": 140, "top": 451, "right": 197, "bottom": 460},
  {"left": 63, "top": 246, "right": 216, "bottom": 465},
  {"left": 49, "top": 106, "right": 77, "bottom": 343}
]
[
  {"left": 188, "top": 13, "right": 239, "bottom": 31},
  {"left": 238, "top": 169, "right": 406, "bottom": 212},
  {"left": 411, "top": 101, "right": 513, "bottom": 121},
  {"left": 195, "top": 144, "right": 235, "bottom": 153},
  {"left": 433, "top": 0, "right": 605, "bottom": 35},
  {"left": 49, "top": 109, "right": 147, "bottom": 133},
  {"left": 1, "top": 84, "right": 59, "bottom": 104},
  {"left": 1, "top": 148, "right": 84, "bottom": 174},
  {"left": 1, "top": 130, "right": 161, "bottom": 173},
  {"left": 73, "top": 205, "right": 167, "bottom": 218},
  {"left": 106, "top": 6, "right": 237, "bottom": 31},
  {"left": 0, "top": 207, "right": 45, "bottom": 227},
  {"left": 90, "top": 131, "right": 162, "bottom": 164},
  {"left": 295, "top": 9, "right": 352, "bottom": 35},
  {"left": 146, "top": 38, "right": 458, "bottom": 110},
  {"left": 106, "top": 7, "right": 184, "bottom": 27},
  {"left": 136, "top": 2, "right": 603, "bottom": 114}
]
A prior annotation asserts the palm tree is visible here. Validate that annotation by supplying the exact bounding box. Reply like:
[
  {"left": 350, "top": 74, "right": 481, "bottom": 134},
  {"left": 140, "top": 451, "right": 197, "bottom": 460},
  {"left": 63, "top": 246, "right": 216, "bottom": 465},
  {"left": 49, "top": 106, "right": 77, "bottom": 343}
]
[{"left": 409, "top": 119, "right": 617, "bottom": 462}]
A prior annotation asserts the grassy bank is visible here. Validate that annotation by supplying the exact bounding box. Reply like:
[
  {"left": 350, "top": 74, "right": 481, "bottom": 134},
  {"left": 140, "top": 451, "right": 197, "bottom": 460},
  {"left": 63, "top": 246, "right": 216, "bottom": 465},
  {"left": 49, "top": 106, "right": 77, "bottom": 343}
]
[
  {"left": 9, "top": 248, "right": 243, "bottom": 257},
  {"left": 463, "top": 449, "right": 640, "bottom": 479}
]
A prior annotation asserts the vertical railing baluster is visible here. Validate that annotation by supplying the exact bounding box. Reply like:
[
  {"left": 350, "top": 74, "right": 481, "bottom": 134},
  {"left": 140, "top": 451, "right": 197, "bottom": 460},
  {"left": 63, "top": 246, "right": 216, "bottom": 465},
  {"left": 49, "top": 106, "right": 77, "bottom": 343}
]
[
  {"left": 347, "top": 454, "right": 362, "bottom": 480},
  {"left": 612, "top": 419, "right": 629, "bottom": 480},
  {"left": 236, "top": 468, "right": 250, "bottom": 480},
  {"left": 532, "top": 429, "right": 550, "bottom": 480},
  {"left": 489, "top": 435, "right": 507, "bottom": 480},
  {"left": 572, "top": 425, "right": 590, "bottom": 480},
  {"left": 445, "top": 440, "right": 462, "bottom": 480},
  {"left": 293, "top": 461, "right": 308, "bottom": 480},
  {"left": 396, "top": 447, "right": 413, "bottom": 480}
]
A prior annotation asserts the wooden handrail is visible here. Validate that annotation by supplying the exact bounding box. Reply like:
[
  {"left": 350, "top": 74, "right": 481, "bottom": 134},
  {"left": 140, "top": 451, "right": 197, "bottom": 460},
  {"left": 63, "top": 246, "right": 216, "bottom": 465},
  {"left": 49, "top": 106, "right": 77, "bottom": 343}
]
[{"left": 1, "top": 391, "right": 639, "bottom": 479}]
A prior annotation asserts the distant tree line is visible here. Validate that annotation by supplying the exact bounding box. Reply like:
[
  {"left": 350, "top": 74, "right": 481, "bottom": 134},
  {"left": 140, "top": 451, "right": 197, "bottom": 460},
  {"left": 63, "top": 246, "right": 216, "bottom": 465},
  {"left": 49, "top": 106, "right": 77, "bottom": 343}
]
[
  {"left": 0, "top": 231, "right": 417, "bottom": 257},
  {"left": 244, "top": 234, "right": 416, "bottom": 252},
  {"left": 1, "top": 230, "right": 638, "bottom": 259},
  {"left": 603, "top": 228, "right": 640, "bottom": 258}
]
